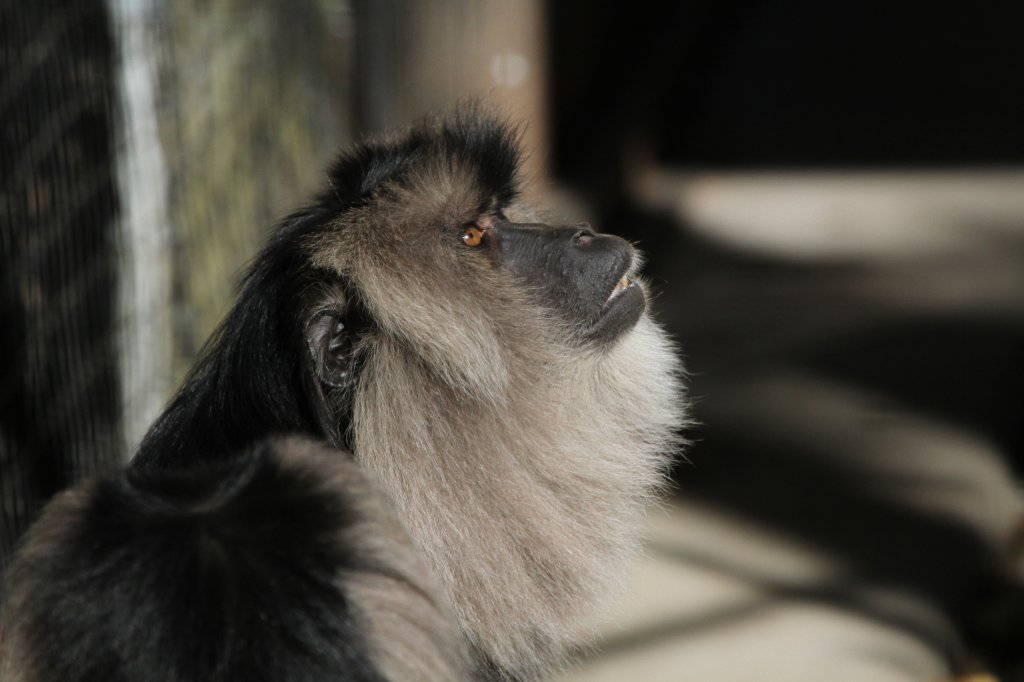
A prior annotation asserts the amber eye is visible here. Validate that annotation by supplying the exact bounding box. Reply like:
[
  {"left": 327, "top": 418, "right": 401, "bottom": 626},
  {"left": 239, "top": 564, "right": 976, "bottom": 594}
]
[{"left": 461, "top": 224, "right": 485, "bottom": 247}]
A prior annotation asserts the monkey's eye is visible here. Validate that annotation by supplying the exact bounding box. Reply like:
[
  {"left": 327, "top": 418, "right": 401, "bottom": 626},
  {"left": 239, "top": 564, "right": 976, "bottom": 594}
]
[{"left": 461, "top": 224, "right": 485, "bottom": 247}]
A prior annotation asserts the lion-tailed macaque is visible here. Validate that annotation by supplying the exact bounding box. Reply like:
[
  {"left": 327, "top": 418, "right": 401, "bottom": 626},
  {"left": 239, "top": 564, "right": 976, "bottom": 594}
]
[{"left": 1, "top": 108, "right": 685, "bottom": 681}]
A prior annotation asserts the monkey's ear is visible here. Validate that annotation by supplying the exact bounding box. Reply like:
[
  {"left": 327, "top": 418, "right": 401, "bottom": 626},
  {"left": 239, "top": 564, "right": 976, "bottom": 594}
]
[{"left": 305, "top": 307, "right": 354, "bottom": 389}]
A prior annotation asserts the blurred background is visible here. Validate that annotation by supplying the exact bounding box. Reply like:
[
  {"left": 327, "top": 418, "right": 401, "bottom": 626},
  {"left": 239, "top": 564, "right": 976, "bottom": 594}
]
[{"left": 2, "top": 1, "right": 1022, "bottom": 680}]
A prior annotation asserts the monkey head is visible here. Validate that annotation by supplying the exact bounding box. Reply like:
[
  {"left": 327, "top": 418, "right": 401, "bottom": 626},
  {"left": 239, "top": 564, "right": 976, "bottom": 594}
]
[{"left": 301, "top": 113, "right": 655, "bottom": 421}]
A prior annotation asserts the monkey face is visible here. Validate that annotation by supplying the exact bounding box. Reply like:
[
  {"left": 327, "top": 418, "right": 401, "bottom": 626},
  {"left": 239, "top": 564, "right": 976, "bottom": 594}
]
[
  {"left": 305, "top": 203, "right": 653, "bottom": 416},
  {"left": 300, "top": 113, "right": 657, "bottom": 413},
  {"left": 462, "top": 214, "right": 646, "bottom": 345}
]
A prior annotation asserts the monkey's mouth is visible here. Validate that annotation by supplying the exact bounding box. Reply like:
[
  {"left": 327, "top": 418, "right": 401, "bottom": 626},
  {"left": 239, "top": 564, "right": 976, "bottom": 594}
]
[
  {"left": 605, "top": 275, "right": 636, "bottom": 305},
  {"left": 600, "top": 271, "right": 644, "bottom": 318},
  {"left": 584, "top": 265, "right": 646, "bottom": 344}
]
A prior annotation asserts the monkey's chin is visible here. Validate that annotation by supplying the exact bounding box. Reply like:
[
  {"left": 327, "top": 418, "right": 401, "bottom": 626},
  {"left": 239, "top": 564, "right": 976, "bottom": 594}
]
[{"left": 584, "top": 283, "right": 646, "bottom": 345}]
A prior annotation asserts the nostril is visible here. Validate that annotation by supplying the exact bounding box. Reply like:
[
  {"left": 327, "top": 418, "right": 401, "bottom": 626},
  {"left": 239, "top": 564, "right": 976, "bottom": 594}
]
[{"left": 572, "top": 230, "right": 595, "bottom": 247}]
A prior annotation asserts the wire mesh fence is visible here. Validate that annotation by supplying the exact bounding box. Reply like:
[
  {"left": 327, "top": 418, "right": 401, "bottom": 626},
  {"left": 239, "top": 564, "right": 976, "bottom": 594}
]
[{"left": 1, "top": 0, "right": 353, "bottom": 582}]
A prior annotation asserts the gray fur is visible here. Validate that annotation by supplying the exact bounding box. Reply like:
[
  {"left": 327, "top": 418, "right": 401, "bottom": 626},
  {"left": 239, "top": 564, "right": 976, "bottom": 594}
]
[{"left": 282, "top": 437, "right": 472, "bottom": 681}]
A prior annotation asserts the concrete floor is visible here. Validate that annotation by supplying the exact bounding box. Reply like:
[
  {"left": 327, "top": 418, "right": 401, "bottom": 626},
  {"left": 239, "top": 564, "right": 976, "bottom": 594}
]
[
  {"left": 558, "top": 497, "right": 958, "bottom": 682},
  {"left": 553, "top": 170, "right": 1024, "bottom": 682}
]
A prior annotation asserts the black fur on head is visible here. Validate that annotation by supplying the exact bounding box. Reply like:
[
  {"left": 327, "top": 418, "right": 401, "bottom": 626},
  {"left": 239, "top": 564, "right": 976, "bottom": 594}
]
[{"left": 319, "top": 106, "right": 521, "bottom": 213}]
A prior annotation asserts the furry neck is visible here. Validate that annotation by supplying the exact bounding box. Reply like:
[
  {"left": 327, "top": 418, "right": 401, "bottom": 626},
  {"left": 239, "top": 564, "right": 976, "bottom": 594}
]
[{"left": 353, "top": 317, "right": 685, "bottom": 679}]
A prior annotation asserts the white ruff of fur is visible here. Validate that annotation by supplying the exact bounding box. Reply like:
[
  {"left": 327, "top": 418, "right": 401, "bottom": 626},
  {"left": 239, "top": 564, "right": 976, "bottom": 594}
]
[{"left": 353, "top": 313, "right": 685, "bottom": 678}]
